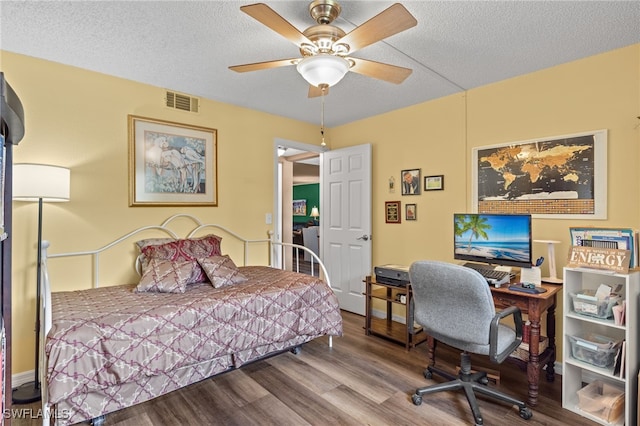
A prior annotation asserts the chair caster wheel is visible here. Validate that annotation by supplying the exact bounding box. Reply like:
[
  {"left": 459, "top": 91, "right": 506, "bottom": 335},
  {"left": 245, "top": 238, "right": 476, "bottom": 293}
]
[
  {"left": 91, "top": 416, "right": 106, "bottom": 426},
  {"left": 479, "top": 377, "right": 489, "bottom": 385},
  {"left": 412, "top": 394, "right": 422, "bottom": 406},
  {"left": 519, "top": 407, "right": 533, "bottom": 420},
  {"left": 423, "top": 369, "right": 432, "bottom": 379},
  {"left": 289, "top": 346, "right": 301, "bottom": 355}
]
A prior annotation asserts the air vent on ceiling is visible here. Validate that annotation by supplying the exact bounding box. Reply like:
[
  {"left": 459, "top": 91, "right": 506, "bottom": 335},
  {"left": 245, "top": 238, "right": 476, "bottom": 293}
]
[{"left": 165, "top": 90, "right": 199, "bottom": 113}]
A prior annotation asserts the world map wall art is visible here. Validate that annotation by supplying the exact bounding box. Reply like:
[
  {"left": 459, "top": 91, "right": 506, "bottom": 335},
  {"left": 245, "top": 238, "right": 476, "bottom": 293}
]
[{"left": 472, "top": 130, "right": 607, "bottom": 219}]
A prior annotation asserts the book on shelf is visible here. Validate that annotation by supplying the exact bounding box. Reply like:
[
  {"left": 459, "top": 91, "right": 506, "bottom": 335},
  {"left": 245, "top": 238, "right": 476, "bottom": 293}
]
[
  {"left": 619, "top": 340, "right": 626, "bottom": 379},
  {"left": 612, "top": 300, "right": 626, "bottom": 326},
  {"left": 613, "top": 340, "right": 626, "bottom": 379},
  {"left": 569, "top": 227, "right": 638, "bottom": 268}
]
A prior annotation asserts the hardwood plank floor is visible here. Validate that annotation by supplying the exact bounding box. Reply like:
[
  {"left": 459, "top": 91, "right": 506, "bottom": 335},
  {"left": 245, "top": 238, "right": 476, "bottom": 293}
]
[{"left": 12, "top": 311, "right": 597, "bottom": 425}]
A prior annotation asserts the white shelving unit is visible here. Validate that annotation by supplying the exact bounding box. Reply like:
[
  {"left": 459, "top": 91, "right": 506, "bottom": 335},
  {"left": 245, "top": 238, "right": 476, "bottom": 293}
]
[{"left": 562, "top": 267, "right": 639, "bottom": 426}]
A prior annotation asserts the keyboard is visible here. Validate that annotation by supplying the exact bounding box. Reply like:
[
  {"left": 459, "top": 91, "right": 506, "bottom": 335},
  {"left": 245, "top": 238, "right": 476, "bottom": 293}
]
[{"left": 462, "top": 263, "right": 511, "bottom": 286}]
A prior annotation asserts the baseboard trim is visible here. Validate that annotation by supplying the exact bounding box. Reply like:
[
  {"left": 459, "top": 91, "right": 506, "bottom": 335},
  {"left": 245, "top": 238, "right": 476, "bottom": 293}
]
[
  {"left": 12, "top": 370, "right": 34, "bottom": 388},
  {"left": 555, "top": 362, "right": 563, "bottom": 376}
]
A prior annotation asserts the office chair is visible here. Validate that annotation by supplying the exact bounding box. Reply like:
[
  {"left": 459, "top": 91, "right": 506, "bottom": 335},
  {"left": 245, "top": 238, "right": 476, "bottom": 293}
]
[{"left": 409, "top": 260, "right": 532, "bottom": 425}]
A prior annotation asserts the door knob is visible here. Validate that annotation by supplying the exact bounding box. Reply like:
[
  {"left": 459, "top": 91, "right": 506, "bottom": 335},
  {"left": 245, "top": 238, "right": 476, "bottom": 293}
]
[{"left": 357, "top": 235, "right": 370, "bottom": 241}]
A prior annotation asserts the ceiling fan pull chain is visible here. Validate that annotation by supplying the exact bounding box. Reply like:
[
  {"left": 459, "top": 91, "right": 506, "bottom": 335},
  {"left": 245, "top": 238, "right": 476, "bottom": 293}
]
[{"left": 320, "top": 87, "right": 326, "bottom": 146}]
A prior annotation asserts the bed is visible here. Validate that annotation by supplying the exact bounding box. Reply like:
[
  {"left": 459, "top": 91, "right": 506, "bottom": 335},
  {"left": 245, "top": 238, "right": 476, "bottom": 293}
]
[{"left": 38, "top": 215, "right": 342, "bottom": 426}]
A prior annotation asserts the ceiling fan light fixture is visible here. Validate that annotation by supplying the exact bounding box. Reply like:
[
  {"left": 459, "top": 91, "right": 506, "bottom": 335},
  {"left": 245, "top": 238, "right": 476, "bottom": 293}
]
[{"left": 296, "top": 54, "right": 350, "bottom": 88}]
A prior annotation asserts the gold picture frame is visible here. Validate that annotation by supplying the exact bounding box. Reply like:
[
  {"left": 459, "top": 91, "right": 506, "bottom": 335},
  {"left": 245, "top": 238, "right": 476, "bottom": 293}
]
[{"left": 128, "top": 115, "right": 217, "bottom": 206}]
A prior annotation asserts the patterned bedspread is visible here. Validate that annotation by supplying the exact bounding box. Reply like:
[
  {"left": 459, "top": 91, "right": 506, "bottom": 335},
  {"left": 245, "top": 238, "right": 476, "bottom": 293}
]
[{"left": 45, "top": 266, "right": 342, "bottom": 424}]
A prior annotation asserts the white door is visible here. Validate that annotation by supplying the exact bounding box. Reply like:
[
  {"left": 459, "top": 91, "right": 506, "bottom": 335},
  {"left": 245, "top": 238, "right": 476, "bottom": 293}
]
[{"left": 321, "top": 144, "right": 372, "bottom": 315}]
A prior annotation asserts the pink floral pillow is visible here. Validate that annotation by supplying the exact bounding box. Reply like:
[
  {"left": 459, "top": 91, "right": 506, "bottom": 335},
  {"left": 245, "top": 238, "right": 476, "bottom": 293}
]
[
  {"left": 197, "top": 255, "right": 248, "bottom": 288},
  {"left": 135, "top": 259, "right": 200, "bottom": 294},
  {"left": 141, "top": 235, "right": 222, "bottom": 283},
  {"left": 135, "top": 237, "right": 175, "bottom": 252}
]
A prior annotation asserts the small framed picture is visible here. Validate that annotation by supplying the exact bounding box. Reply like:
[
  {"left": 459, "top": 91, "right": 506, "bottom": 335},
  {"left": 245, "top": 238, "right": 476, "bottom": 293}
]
[
  {"left": 424, "top": 175, "right": 444, "bottom": 191},
  {"left": 385, "top": 201, "right": 401, "bottom": 223},
  {"left": 401, "top": 168, "right": 421, "bottom": 195},
  {"left": 293, "top": 199, "right": 307, "bottom": 216},
  {"left": 405, "top": 204, "right": 417, "bottom": 221}
]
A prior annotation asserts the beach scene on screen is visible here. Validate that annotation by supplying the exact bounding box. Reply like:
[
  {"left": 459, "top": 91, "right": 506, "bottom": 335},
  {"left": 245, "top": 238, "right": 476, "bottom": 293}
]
[{"left": 454, "top": 214, "right": 531, "bottom": 262}]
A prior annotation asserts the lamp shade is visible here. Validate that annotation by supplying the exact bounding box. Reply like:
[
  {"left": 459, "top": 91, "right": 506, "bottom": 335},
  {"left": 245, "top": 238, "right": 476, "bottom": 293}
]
[
  {"left": 13, "top": 163, "right": 70, "bottom": 202},
  {"left": 310, "top": 206, "right": 320, "bottom": 218},
  {"left": 297, "top": 54, "right": 350, "bottom": 88}
]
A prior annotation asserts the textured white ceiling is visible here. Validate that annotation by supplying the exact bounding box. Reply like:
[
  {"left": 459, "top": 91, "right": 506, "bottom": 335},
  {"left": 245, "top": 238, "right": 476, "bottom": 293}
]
[{"left": 1, "top": 1, "right": 639, "bottom": 127}]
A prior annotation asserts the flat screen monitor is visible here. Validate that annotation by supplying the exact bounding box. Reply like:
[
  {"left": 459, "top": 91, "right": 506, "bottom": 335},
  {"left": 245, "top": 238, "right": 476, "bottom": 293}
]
[{"left": 454, "top": 213, "right": 532, "bottom": 268}]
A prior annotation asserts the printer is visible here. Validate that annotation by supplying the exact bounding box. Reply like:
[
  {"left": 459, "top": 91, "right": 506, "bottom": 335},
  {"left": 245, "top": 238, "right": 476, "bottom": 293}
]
[{"left": 374, "top": 264, "right": 410, "bottom": 286}]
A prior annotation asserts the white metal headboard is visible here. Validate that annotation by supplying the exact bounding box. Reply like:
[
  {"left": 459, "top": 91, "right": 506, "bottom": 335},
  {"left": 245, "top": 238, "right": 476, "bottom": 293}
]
[{"left": 38, "top": 214, "right": 333, "bottom": 425}]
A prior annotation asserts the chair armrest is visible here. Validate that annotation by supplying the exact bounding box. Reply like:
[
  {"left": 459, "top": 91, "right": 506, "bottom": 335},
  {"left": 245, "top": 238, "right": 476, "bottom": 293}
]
[{"left": 489, "top": 305, "right": 523, "bottom": 363}]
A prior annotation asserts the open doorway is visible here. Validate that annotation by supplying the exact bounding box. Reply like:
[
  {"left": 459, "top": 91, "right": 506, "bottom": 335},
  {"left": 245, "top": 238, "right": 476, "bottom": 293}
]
[
  {"left": 273, "top": 139, "right": 324, "bottom": 274},
  {"left": 274, "top": 142, "right": 373, "bottom": 314}
]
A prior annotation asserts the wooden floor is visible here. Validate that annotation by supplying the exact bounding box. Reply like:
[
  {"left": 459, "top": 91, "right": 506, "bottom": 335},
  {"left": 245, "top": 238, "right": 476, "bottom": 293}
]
[
  {"left": 291, "top": 252, "right": 320, "bottom": 277},
  {"left": 13, "top": 310, "right": 597, "bottom": 426}
]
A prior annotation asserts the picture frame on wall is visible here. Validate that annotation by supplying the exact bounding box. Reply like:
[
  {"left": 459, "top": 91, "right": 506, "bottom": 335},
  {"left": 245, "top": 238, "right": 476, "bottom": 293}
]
[
  {"left": 293, "top": 199, "right": 307, "bottom": 216},
  {"left": 406, "top": 203, "right": 417, "bottom": 221},
  {"left": 424, "top": 175, "right": 444, "bottom": 191},
  {"left": 128, "top": 115, "right": 218, "bottom": 206},
  {"left": 385, "top": 201, "right": 401, "bottom": 223},
  {"left": 401, "top": 168, "right": 421, "bottom": 195},
  {"left": 472, "top": 129, "right": 607, "bottom": 219}
]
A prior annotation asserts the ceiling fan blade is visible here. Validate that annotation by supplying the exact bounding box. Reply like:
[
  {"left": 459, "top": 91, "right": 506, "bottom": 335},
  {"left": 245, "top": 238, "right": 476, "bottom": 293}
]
[
  {"left": 308, "top": 85, "right": 329, "bottom": 98},
  {"left": 336, "top": 3, "right": 417, "bottom": 54},
  {"left": 240, "top": 3, "right": 312, "bottom": 47},
  {"left": 229, "top": 58, "right": 298, "bottom": 73},
  {"left": 349, "top": 57, "right": 413, "bottom": 84}
]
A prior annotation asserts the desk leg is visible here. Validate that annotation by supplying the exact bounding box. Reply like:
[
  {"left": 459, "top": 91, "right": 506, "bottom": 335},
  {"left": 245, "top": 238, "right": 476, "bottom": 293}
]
[
  {"left": 545, "top": 302, "right": 556, "bottom": 383},
  {"left": 426, "top": 335, "right": 436, "bottom": 368},
  {"left": 527, "top": 308, "right": 542, "bottom": 407},
  {"left": 364, "top": 278, "right": 372, "bottom": 336},
  {"left": 385, "top": 287, "right": 392, "bottom": 328}
]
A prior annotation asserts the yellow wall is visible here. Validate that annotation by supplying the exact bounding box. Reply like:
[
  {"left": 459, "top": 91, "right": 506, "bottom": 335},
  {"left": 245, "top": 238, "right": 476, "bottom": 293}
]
[
  {"left": 331, "top": 44, "right": 640, "bottom": 359},
  {"left": 1, "top": 51, "right": 321, "bottom": 373},
  {"left": 331, "top": 45, "right": 640, "bottom": 268},
  {"left": 3, "top": 43, "right": 639, "bottom": 374}
]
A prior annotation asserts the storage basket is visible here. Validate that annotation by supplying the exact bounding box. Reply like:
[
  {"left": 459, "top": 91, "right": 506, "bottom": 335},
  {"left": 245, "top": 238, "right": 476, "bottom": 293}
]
[
  {"left": 570, "top": 290, "right": 621, "bottom": 319},
  {"left": 577, "top": 380, "right": 624, "bottom": 423},
  {"left": 569, "top": 333, "right": 620, "bottom": 368},
  {"left": 511, "top": 336, "right": 548, "bottom": 361}
]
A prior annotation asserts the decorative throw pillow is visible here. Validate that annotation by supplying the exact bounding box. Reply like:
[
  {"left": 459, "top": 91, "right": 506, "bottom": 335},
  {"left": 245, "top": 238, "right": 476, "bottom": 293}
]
[
  {"left": 135, "top": 237, "right": 176, "bottom": 251},
  {"left": 141, "top": 234, "right": 223, "bottom": 283},
  {"left": 134, "top": 259, "right": 199, "bottom": 294},
  {"left": 197, "top": 255, "right": 248, "bottom": 288},
  {"left": 135, "top": 237, "right": 176, "bottom": 272}
]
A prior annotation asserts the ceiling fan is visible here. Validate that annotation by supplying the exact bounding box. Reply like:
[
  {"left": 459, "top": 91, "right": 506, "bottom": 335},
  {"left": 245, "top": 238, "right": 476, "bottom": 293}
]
[{"left": 229, "top": 1, "right": 418, "bottom": 97}]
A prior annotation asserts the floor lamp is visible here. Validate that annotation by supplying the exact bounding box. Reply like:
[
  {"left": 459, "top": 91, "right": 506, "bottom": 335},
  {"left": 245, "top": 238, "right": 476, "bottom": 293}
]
[{"left": 12, "top": 164, "right": 70, "bottom": 404}]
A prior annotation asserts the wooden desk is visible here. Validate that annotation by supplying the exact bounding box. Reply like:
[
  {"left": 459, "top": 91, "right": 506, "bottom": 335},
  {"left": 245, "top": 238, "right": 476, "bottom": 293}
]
[
  {"left": 492, "top": 284, "right": 561, "bottom": 407},
  {"left": 425, "top": 282, "right": 561, "bottom": 407}
]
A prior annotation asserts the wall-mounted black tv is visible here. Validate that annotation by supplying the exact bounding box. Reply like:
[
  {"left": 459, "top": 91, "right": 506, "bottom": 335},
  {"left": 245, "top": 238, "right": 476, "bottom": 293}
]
[{"left": 454, "top": 213, "right": 532, "bottom": 268}]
